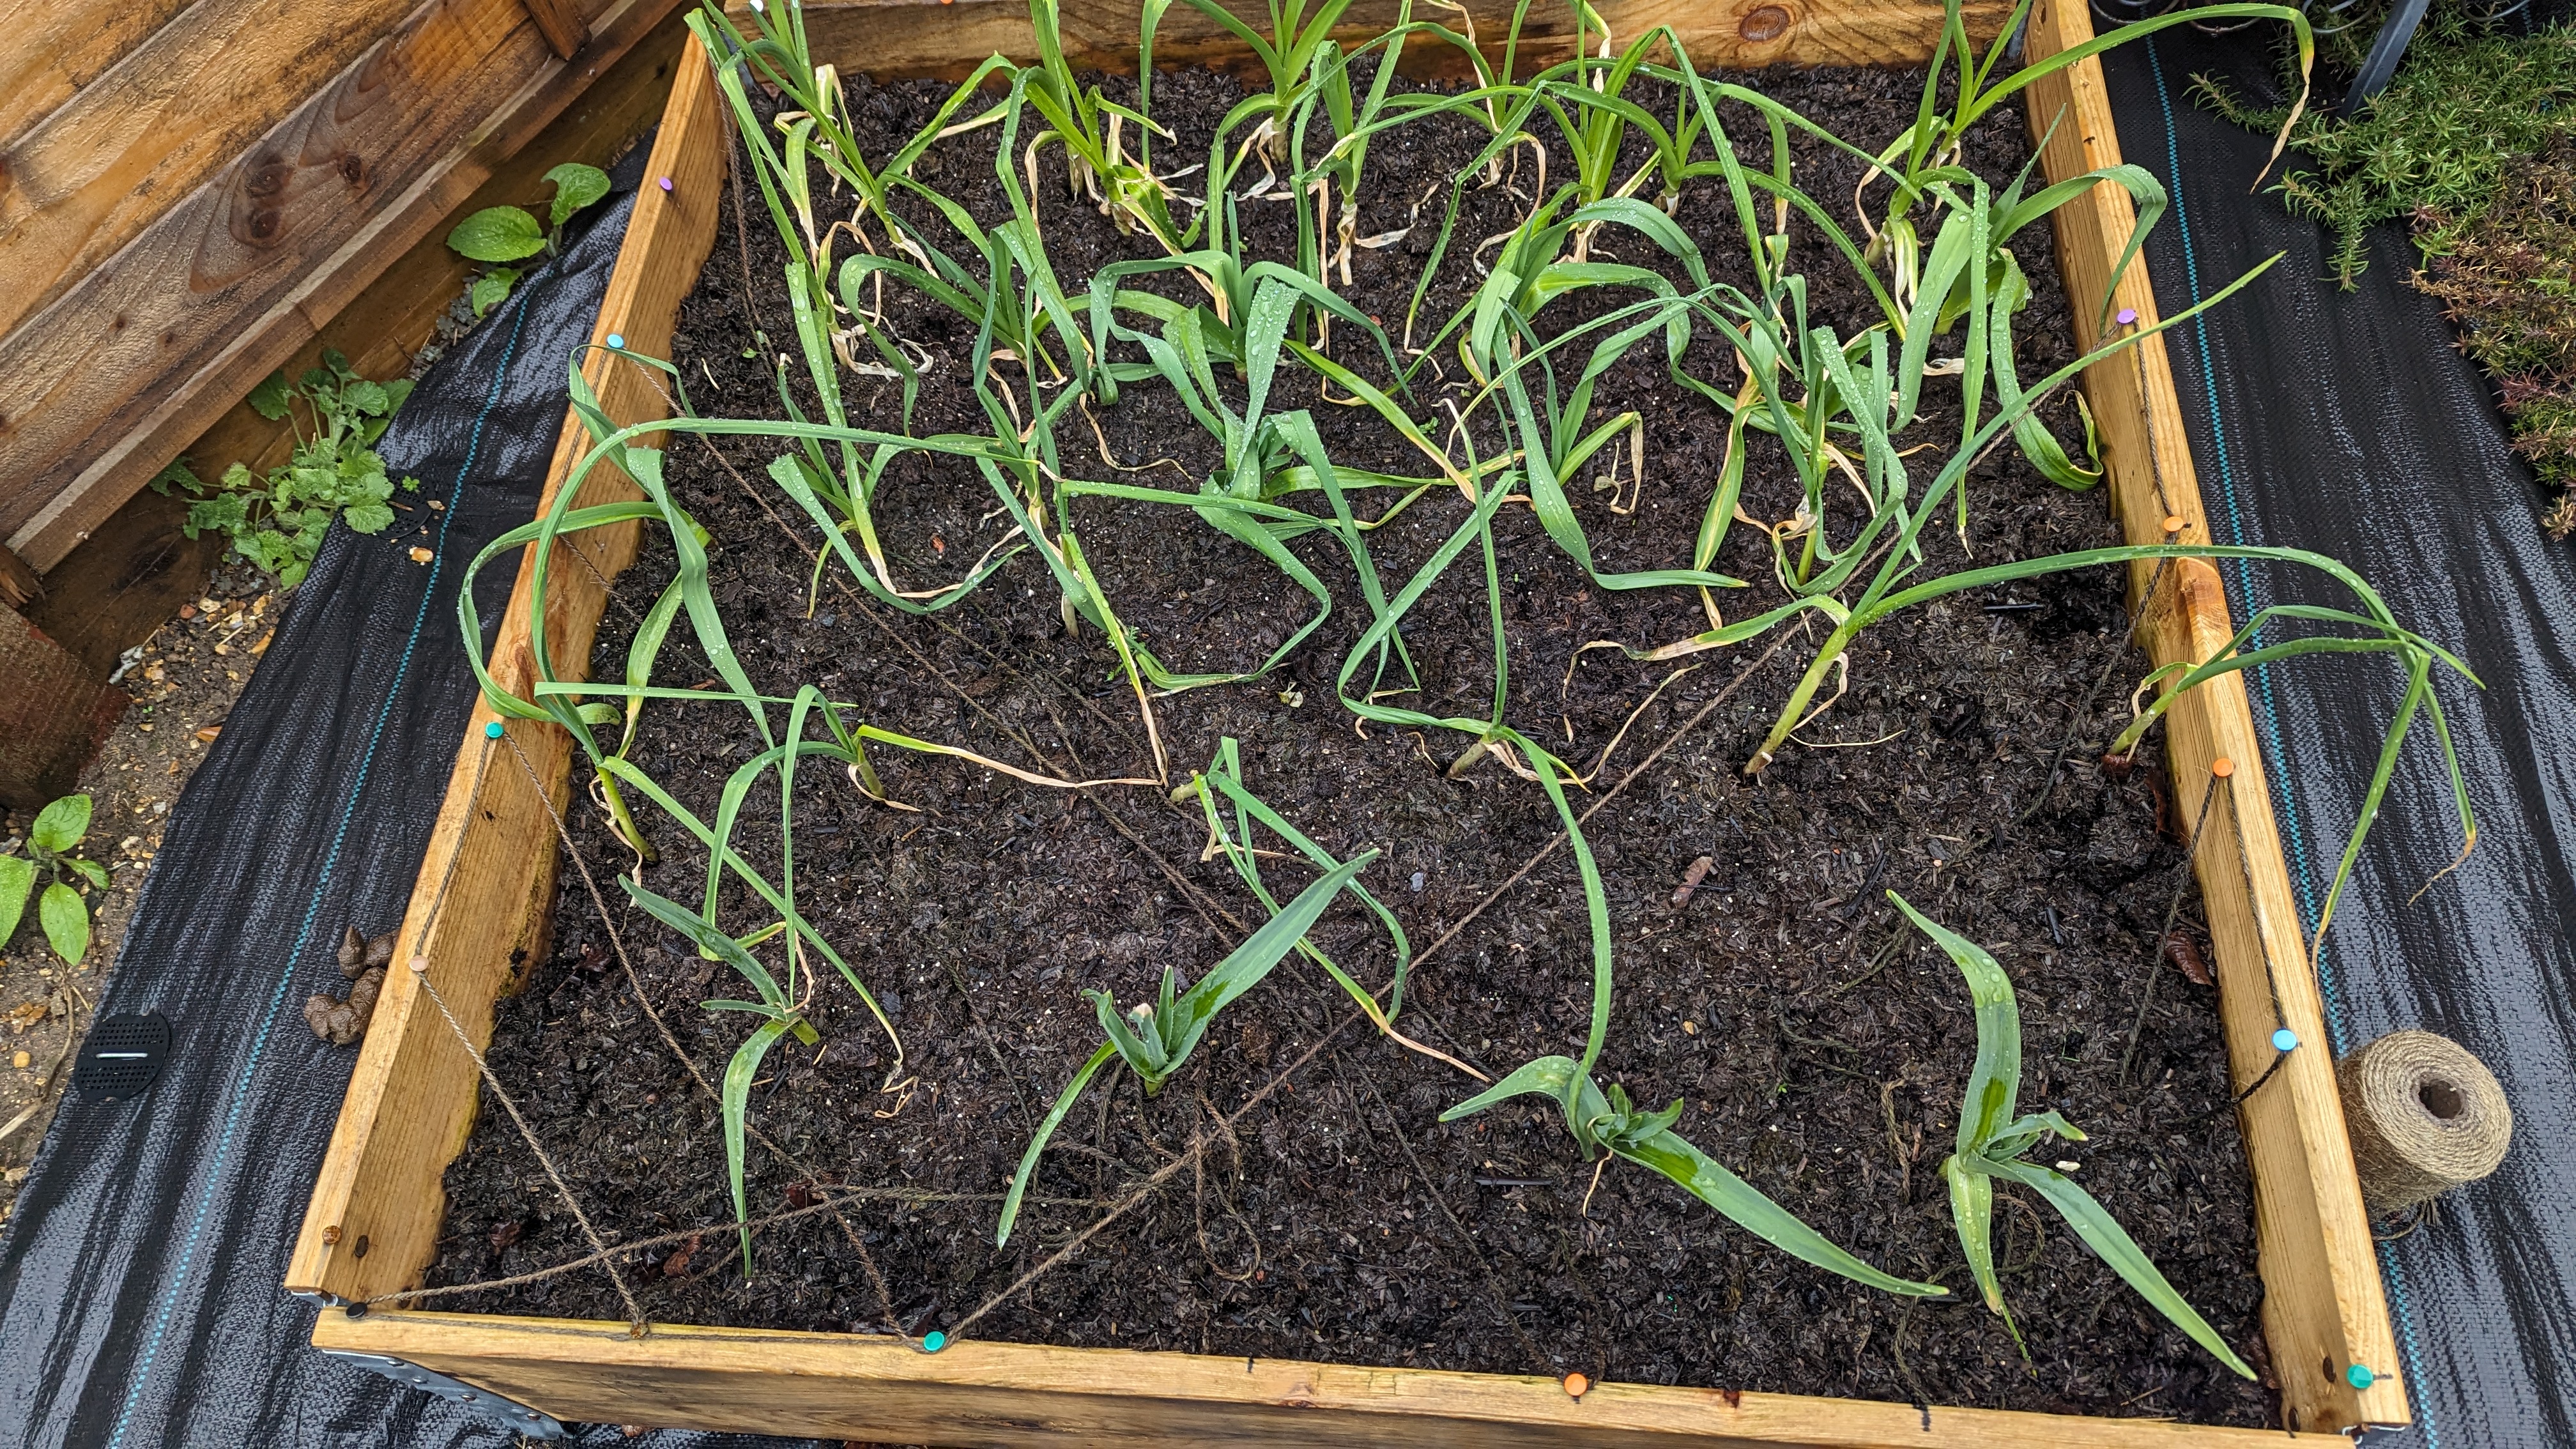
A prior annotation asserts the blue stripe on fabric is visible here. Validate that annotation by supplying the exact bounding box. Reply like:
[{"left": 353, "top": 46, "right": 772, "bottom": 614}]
[
  {"left": 2143, "top": 35, "right": 2428, "bottom": 1443},
  {"left": 105, "top": 287, "right": 541, "bottom": 1449}
]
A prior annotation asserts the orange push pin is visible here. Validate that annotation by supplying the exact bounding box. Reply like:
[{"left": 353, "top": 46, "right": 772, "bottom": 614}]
[
  {"left": 2163, "top": 514, "right": 2187, "bottom": 535},
  {"left": 1563, "top": 1372, "right": 1591, "bottom": 1399},
  {"left": 2212, "top": 757, "right": 2235, "bottom": 779}
]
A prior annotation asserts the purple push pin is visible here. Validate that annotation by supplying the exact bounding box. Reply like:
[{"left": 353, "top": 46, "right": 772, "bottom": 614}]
[
  {"left": 2116, "top": 307, "right": 2139, "bottom": 326},
  {"left": 658, "top": 176, "right": 673, "bottom": 193}
]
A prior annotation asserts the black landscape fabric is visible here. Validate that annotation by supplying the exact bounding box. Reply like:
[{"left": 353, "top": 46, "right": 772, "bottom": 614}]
[
  {"left": 0, "top": 146, "right": 809, "bottom": 1449},
  {"left": 2099, "top": 27, "right": 2576, "bottom": 1449}
]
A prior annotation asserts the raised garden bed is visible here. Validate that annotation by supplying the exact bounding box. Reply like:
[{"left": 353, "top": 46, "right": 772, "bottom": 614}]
[{"left": 288, "top": 2, "right": 2412, "bottom": 1442}]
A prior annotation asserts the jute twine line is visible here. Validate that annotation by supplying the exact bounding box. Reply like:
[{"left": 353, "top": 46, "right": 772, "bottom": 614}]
[
  {"left": 2337, "top": 1029, "right": 2513, "bottom": 1215},
  {"left": 492, "top": 728, "right": 908, "bottom": 1337},
  {"left": 408, "top": 960, "right": 649, "bottom": 1335},
  {"left": 383, "top": 616, "right": 1786, "bottom": 1346}
]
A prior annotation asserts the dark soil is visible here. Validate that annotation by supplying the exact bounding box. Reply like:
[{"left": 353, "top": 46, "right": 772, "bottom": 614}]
[{"left": 427, "top": 61, "right": 2275, "bottom": 1427}]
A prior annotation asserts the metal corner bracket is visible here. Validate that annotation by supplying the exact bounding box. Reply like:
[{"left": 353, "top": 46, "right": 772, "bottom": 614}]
[{"left": 321, "top": 1348, "right": 566, "bottom": 1440}]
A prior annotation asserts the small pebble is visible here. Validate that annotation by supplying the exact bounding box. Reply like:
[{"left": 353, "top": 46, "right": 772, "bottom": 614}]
[
  {"left": 1409, "top": 870, "right": 1425, "bottom": 893},
  {"left": 11, "top": 1050, "right": 29, "bottom": 1070},
  {"left": 408, "top": 546, "right": 433, "bottom": 564}
]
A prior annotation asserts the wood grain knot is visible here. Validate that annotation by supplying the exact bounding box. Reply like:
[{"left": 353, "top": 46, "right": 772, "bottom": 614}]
[
  {"left": 339, "top": 152, "right": 367, "bottom": 187},
  {"left": 1738, "top": 4, "right": 1793, "bottom": 42},
  {"left": 245, "top": 155, "right": 291, "bottom": 199}
]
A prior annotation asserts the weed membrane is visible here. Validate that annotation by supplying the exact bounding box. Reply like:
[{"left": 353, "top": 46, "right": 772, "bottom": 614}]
[{"left": 2105, "top": 28, "right": 2576, "bottom": 1449}]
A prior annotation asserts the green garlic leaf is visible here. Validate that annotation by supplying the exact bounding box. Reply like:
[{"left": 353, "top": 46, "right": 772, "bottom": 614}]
[
  {"left": 1892, "top": 889, "right": 2022, "bottom": 1155},
  {"left": 1615, "top": 1125, "right": 1947, "bottom": 1297},
  {"left": 447, "top": 206, "right": 548, "bottom": 263},
  {"left": 720, "top": 1015, "right": 797, "bottom": 1273},
  {"left": 1981, "top": 1154, "right": 2257, "bottom": 1379}
]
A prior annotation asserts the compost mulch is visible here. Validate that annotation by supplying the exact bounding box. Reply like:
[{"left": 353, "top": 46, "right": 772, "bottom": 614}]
[{"left": 425, "top": 62, "right": 2274, "bottom": 1427}]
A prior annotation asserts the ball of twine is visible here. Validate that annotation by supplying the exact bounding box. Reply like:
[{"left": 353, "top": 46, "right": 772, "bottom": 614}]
[{"left": 2337, "top": 1031, "right": 2512, "bottom": 1215}]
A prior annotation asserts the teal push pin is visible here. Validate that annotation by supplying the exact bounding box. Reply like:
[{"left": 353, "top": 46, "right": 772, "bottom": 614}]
[
  {"left": 2347, "top": 1363, "right": 2379, "bottom": 1390},
  {"left": 606, "top": 333, "right": 626, "bottom": 350},
  {"left": 484, "top": 721, "right": 504, "bottom": 739},
  {"left": 2273, "top": 1028, "right": 2301, "bottom": 1053},
  {"left": 921, "top": 1330, "right": 947, "bottom": 1353}
]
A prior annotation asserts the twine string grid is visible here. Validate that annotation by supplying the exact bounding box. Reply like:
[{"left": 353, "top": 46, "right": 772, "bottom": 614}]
[
  {"left": 367, "top": 615, "right": 1794, "bottom": 1347},
  {"left": 374, "top": 289, "right": 2270, "bottom": 1344}
]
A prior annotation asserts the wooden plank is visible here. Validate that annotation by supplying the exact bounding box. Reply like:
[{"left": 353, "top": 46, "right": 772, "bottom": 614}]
[
  {"left": 23, "top": 4, "right": 691, "bottom": 678},
  {"left": 2021, "top": 1, "right": 2405, "bottom": 1435},
  {"left": 0, "top": 0, "right": 689, "bottom": 572},
  {"left": 0, "top": 602, "right": 123, "bottom": 808},
  {"left": 286, "top": 33, "right": 725, "bottom": 1308},
  {"left": 770, "top": 0, "right": 2012, "bottom": 81},
  {"left": 313, "top": 1308, "right": 2302, "bottom": 1449},
  {"left": 17, "top": 489, "right": 218, "bottom": 677},
  {"left": 0, "top": 0, "right": 428, "bottom": 335},
  {"left": 0, "top": 540, "right": 38, "bottom": 610},
  {"left": 0, "top": 0, "right": 198, "bottom": 151},
  {"left": 524, "top": 0, "right": 593, "bottom": 59}
]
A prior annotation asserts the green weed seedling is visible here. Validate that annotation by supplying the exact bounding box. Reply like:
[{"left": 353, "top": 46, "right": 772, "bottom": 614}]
[
  {"left": 1, "top": 794, "right": 105, "bottom": 968},
  {"left": 447, "top": 163, "right": 615, "bottom": 316},
  {"left": 999, "top": 850, "right": 1379, "bottom": 1245},
  {"left": 1890, "top": 891, "right": 2256, "bottom": 1377},
  {"left": 152, "top": 350, "right": 419, "bottom": 588}
]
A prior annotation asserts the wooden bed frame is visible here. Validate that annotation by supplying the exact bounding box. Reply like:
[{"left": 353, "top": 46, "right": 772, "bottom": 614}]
[{"left": 287, "top": 3, "right": 2409, "bottom": 1441}]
